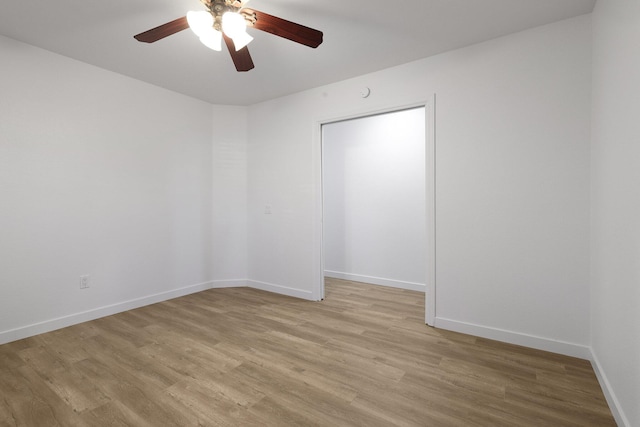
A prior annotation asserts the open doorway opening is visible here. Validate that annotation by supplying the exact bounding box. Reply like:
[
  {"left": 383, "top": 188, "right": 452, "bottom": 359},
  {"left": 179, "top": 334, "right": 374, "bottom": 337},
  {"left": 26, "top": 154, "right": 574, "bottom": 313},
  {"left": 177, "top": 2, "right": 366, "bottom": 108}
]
[{"left": 315, "top": 98, "right": 435, "bottom": 325}]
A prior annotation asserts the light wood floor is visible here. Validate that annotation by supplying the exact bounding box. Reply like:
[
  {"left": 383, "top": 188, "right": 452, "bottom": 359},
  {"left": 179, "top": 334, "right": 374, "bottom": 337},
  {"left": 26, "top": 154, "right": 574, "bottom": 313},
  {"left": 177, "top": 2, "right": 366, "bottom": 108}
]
[{"left": 0, "top": 278, "right": 615, "bottom": 426}]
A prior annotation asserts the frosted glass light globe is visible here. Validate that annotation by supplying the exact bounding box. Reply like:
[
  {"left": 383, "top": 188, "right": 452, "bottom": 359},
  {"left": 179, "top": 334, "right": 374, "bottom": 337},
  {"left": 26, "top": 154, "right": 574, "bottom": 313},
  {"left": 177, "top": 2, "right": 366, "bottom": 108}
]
[
  {"left": 222, "top": 12, "right": 246, "bottom": 38},
  {"left": 200, "top": 28, "right": 222, "bottom": 51},
  {"left": 187, "top": 11, "right": 213, "bottom": 37},
  {"left": 231, "top": 31, "right": 253, "bottom": 51}
]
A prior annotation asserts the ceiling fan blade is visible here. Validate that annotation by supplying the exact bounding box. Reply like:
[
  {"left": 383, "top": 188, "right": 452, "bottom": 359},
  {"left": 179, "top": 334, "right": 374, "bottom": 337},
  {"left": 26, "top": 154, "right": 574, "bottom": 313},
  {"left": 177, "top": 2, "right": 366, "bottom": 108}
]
[
  {"left": 134, "top": 16, "right": 189, "bottom": 43},
  {"left": 246, "top": 9, "right": 323, "bottom": 48},
  {"left": 223, "top": 35, "right": 255, "bottom": 72}
]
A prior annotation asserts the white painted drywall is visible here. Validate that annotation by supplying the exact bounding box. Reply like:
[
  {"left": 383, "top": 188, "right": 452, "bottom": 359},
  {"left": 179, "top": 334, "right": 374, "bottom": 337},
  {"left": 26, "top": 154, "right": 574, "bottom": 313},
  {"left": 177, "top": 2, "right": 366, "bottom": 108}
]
[
  {"left": 322, "top": 108, "right": 427, "bottom": 291},
  {"left": 211, "top": 105, "right": 248, "bottom": 286},
  {"left": 591, "top": 1, "right": 640, "bottom": 426},
  {"left": 247, "top": 15, "right": 592, "bottom": 354},
  {"left": 0, "top": 35, "right": 215, "bottom": 342}
]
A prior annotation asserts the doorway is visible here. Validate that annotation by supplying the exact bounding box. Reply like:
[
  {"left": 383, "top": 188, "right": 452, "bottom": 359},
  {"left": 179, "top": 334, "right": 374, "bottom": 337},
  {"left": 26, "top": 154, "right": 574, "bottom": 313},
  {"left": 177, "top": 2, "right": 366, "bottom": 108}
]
[{"left": 314, "top": 98, "right": 436, "bottom": 325}]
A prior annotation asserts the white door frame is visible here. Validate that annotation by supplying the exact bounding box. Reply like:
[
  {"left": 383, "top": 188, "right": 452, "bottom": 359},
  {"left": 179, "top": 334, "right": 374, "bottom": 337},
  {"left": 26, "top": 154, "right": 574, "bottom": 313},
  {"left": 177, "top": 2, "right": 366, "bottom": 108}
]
[{"left": 312, "top": 94, "right": 436, "bottom": 325}]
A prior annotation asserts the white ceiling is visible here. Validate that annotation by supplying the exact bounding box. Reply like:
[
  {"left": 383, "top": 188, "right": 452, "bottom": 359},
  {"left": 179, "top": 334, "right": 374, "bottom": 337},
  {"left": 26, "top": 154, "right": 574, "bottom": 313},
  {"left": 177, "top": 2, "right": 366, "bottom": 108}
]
[{"left": 0, "top": 0, "right": 595, "bottom": 105}]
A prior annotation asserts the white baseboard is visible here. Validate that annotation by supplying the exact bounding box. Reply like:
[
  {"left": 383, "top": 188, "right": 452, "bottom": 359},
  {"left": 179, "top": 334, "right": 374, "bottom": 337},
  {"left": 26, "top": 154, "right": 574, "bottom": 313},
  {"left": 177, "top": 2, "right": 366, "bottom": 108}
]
[
  {"left": 324, "top": 270, "right": 426, "bottom": 292},
  {"left": 210, "top": 279, "right": 248, "bottom": 288},
  {"left": 433, "top": 317, "right": 591, "bottom": 360},
  {"left": 0, "top": 280, "right": 236, "bottom": 345},
  {"left": 590, "top": 349, "right": 630, "bottom": 427},
  {"left": 247, "top": 280, "right": 315, "bottom": 300},
  {"left": 0, "top": 278, "right": 316, "bottom": 345}
]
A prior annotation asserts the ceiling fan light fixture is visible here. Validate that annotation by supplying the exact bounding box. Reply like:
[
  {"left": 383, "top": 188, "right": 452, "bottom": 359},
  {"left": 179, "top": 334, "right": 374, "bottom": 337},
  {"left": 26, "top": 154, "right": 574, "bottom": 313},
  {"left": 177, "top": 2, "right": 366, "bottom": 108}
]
[
  {"left": 187, "top": 11, "right": 214, "bottom": 37},
  {"left": 222, "top": 11, "right": 247, "bottom": 38},
  {"left": 134, "top": 3, "right": 323, "bottom": 72},
  {"left": 232, "top": 32, "right": 253, "bottom": 51},
  {"left": 200, "top": 29, "right": 223, "bottom": 51}
]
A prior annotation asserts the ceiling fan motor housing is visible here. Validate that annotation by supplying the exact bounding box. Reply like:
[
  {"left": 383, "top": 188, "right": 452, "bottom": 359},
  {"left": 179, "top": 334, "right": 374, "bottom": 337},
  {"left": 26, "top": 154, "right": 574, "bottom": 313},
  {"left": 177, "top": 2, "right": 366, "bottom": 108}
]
[{"left": 201, "top": 0, "right": 255, "bottom": 30}]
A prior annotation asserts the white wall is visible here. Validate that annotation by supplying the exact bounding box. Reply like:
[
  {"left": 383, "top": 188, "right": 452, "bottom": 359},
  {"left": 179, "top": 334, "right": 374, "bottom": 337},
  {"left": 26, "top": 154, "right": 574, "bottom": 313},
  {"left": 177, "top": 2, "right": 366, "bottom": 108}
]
[
  {"left": 591, "top": 1, "right": 640, "bottom": 426},
  {"left": 323, "top": 108, "right": 427, "bottom": 291},
  {"left": 211, "top": 105, "right": 248, "bottom": 286},
  {"left": 0, "top": 35, "right": 215, "bottom": 343},
  {"left": 247, "top": 15, "right": 592, "bottom": 356}
]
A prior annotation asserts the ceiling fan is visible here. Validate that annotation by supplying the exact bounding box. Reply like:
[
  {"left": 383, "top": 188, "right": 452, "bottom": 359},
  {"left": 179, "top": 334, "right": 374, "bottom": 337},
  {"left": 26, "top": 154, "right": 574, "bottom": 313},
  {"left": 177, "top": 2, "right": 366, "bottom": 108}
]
[{"left": 134, "top": 0, "right": 323, "bottom": 72}]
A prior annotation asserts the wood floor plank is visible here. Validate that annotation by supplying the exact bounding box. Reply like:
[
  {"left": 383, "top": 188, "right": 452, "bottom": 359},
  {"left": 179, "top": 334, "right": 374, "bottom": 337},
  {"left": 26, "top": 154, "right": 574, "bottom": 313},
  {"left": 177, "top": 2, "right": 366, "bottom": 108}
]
[
  {"left": 213, "top": 340, "right": 361, "bottom": 403},
  {"left": 2, "top": 365, "right": 81, "bottom": 427},
  {"left": 0, "top": 345, "right": 25, "bottom": 372},
  {"left": 165, "top": 377, "right": 253, "bottom": 425},
  {"left": 0, "top": 278, "right": 616, "bottom": 426},
  {"left": 247, "top": 395, "right": 323, "bottom": 426},
  {"left": 17, "top": 345, "right": 72, "bottom": 376},
  {"left": 233, "top": 361, "right": 389, "bottom": 427},
  {"left": 77, "top": 400, "right": 148, "bottom": 427},
  {"left": 43, "top": 366, "right": 111, "bottom": 413},
  {"left": 72, "top": 357, "right": 193, "bottom": 426},
  {"left": 80, "top": 334, "right": 180, "bottom": 391}
]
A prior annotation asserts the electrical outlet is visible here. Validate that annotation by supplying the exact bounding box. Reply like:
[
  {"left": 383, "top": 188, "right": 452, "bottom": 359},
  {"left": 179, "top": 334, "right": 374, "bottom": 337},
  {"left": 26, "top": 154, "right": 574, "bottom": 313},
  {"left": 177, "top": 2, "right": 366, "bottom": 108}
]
[{"left": 80, "top": 275, "right": 90, "bottom": 289}]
